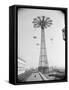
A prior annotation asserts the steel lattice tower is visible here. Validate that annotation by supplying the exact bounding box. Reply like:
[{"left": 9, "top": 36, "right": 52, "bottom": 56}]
[
  {"left": 39, "top": 28, "right": 48, "bottom": 73},
  {"left": 33, "top": 16, "right": 52, "bottom": 73}
]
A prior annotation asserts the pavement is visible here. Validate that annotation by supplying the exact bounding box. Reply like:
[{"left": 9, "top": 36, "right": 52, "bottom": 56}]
[{"left": 26, "top": 72, "right": 48, "bottom": 81}]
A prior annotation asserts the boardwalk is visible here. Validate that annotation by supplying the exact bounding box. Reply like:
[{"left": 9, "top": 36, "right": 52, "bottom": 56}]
[
  {"left": 18, "top": 69, "right": 64, "bottom": 82},
  {"left": 18, "top": 71, "right": 49, "bottom": 82},
  {"left": 26, "top": 72, "right": 49, "bottom": 81}
]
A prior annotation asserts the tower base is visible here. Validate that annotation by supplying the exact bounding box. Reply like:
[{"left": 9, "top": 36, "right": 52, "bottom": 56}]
[{"left": 38, "top": 66, "right": 49, "bottom": 74}]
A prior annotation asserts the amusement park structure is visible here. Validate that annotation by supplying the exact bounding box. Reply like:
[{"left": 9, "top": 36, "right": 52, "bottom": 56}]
[{"left": 33, "top": 16, "right": 53, "bottom": 73}]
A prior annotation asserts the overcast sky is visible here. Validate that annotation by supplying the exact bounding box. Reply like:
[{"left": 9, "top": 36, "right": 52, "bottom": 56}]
[{"left": 18, "top": 8, "right": 65, "bottom": 69}]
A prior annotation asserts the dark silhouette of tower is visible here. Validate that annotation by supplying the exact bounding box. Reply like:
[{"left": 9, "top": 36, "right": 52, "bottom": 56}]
[{"left": 62, "top": 28, "right": 65, "bottom": 41}]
